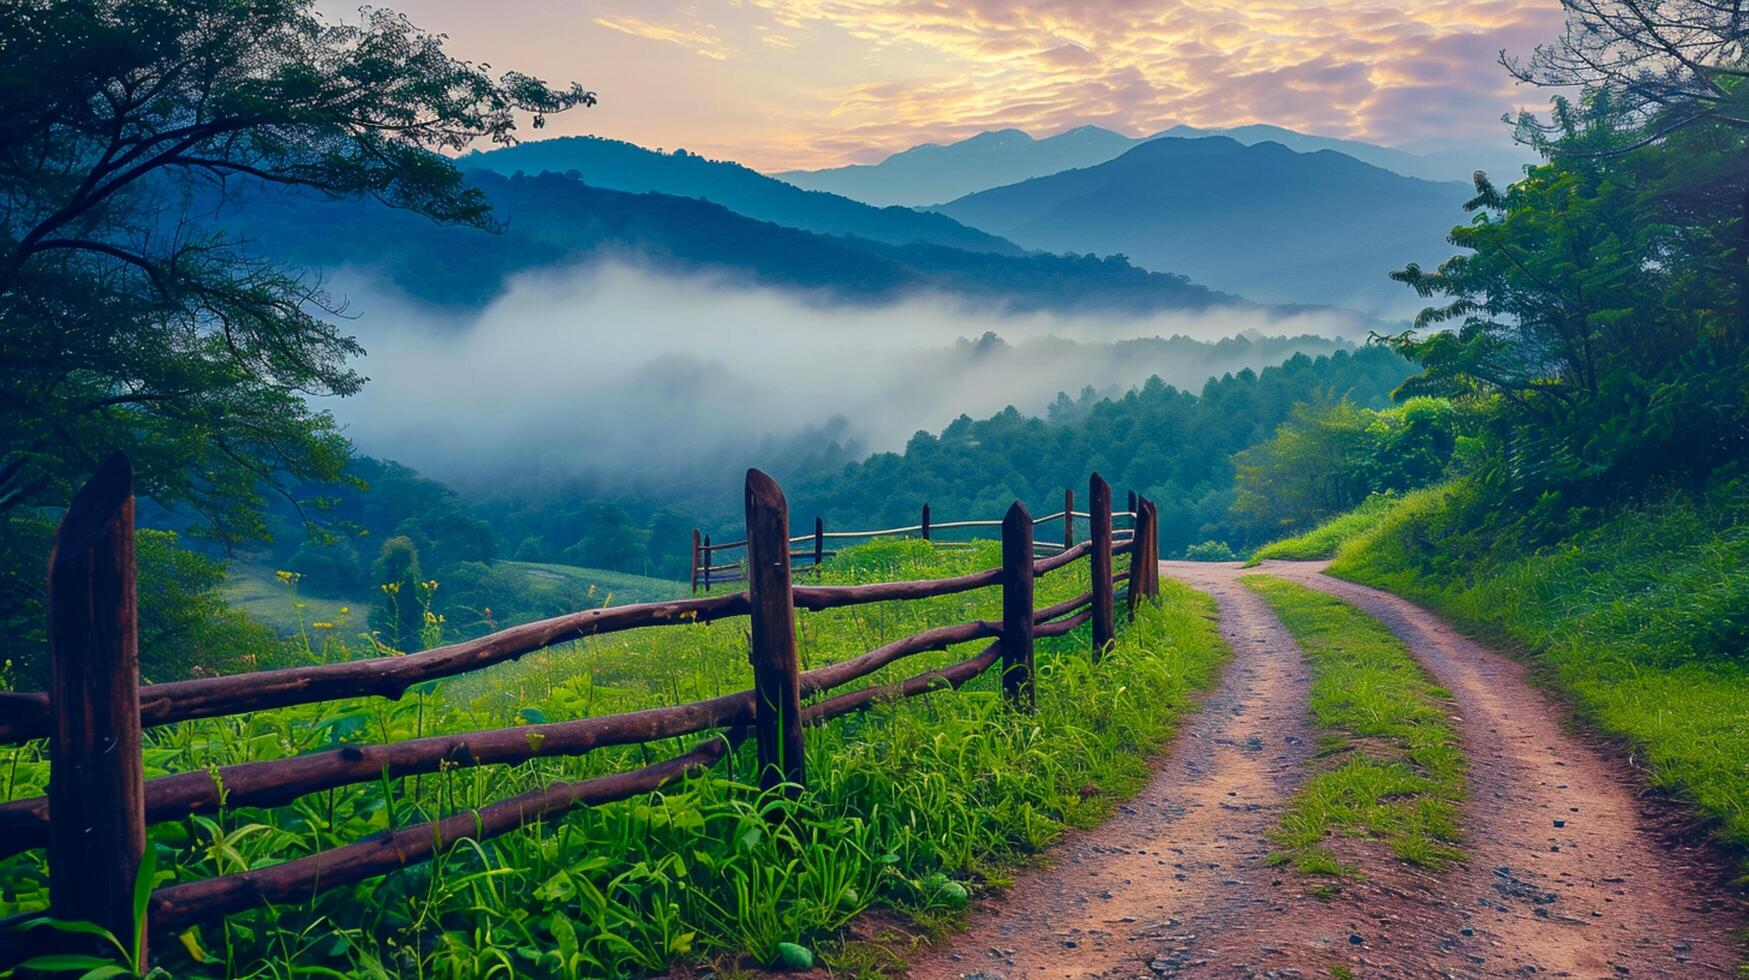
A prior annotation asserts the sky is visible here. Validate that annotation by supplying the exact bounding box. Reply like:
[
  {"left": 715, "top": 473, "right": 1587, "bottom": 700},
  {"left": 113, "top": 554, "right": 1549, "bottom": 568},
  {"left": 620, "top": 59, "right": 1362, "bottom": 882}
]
[{"left": 324, "top": 0, "right": 1567, "bottom": 172}]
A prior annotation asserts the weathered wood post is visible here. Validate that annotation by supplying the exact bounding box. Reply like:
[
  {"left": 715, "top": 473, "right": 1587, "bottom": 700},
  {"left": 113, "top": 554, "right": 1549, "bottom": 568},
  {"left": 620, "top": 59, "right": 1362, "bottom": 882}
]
[
  {"left": 1129, "top": 495, "right": 1156, "bottom": 618},
  {"left": 920, "top": 503, "right": 931, "bottom": 542},
  {"left": 1090, "top": 473, "right": 1115, "bottom": 658},
  {"left": 690, "top": 529, "right": 701, "bottom": 594},
  {"left": 813, "top": 516, "right": 825, "bottom": 578},
  {"left": 47, "top": 451, "right": 147, "bottom": 959},
  {"left": 1063, "top": 488, "right": 1074, "bottom": 549},
  {"left": 744, "top": 469, "right": 805, "bottom": 797},
  {"left": 1000, "top": 501, "right": 1035, "bottom": 710},
  {"left": 1140, "top": 496, "right": 1160, "bottom": 600},
  {"left": 701, "top": 534, "right": 712, "bottom": 592}
]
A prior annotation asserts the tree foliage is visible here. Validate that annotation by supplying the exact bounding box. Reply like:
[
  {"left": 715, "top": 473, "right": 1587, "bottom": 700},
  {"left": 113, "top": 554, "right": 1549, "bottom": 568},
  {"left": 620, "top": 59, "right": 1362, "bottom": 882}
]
[
  {"left": 0, "top": 0, "right": 592, "bottom": 539},
  {"left": 1387, "top": 96, "right": 1748, "bottom": 498},
  {"left": 1231, "top": 397, "right": 1462, "bottom": 537}
]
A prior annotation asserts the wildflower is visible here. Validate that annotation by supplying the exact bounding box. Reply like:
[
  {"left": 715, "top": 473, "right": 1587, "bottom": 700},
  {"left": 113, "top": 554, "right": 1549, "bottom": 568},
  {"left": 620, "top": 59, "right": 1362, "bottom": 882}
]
[
  {"left": 274, "top": 570, "right": 299, "bottom": 583},
  {"left": 381, "top": 582, "right": 400, "bottom": 595},
  {"left": 338, "top": 606, "right": 350, "bottom": 615},
  {"left": 312, "top": 621, "right": 335, "bottom": 630}
]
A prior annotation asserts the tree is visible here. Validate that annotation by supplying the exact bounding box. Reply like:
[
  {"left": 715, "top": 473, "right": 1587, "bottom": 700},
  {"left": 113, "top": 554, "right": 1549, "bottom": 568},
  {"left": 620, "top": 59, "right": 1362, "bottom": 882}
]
[
  {"left": 1231, "top": 397, "right": 1460, "bottom": 536},
  {"left": 369, "top": 535, "right": 424, "bottom": 652},
  {"left": 1503, "top": 0, "right": 1748, "bottom": 331},
  {"left": 0, "top": 0, "right": 593, "bottom": 539},
  {"left": 1504, "top": 0, "right": 1748, "bottom": 141},
  {"left": 1388, "top": 102, "right": 1747, "bottom": 495}
]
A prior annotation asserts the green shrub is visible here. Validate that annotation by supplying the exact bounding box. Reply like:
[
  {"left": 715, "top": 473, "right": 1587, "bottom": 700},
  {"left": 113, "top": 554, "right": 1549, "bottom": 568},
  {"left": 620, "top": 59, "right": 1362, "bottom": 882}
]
[{"left": 1182, "top": 540, "right": 1236, "bottom": 562}]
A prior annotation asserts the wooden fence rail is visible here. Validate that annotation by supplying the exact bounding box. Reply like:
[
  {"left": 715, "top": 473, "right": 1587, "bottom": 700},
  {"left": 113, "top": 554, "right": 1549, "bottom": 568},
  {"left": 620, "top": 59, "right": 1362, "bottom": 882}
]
[
  {"left": 690, "top": 495, "right": 1137, "bottom": 591},
  {"left": 0, "top": 461, "right": 1158, "bottom": 968}
]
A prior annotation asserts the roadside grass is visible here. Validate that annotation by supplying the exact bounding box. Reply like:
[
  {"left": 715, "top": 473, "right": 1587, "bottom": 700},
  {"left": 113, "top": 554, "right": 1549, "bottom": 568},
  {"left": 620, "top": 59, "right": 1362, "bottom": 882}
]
[
  {"left": 2, "top": 540, "right": 1227, "bottom": 977},
  {"left": 1329, "top": 480, "right": 1749, "bottom": 867},
  {"left": 1242, "top": 575, "right": 1465, "bottom": 875},
  {"left": 1245, "top": 493, "right": 1399, "bottom": 565}
]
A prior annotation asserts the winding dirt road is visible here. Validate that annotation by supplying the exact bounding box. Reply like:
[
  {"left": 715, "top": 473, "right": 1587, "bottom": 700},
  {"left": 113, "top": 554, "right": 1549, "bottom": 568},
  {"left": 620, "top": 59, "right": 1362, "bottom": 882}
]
[{"left": 903, "top": 560, "right": 1746, "bottom": 978}]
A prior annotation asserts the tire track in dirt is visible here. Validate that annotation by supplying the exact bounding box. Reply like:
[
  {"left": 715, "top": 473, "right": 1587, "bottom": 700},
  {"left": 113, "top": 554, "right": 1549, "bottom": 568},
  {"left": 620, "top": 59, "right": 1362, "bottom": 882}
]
[
  {"left": 905, "top": 565, "right": 1460, "bottom": 978},
  {"left": 1249, "top": 559, "right": 1747, "bottom": 976}
]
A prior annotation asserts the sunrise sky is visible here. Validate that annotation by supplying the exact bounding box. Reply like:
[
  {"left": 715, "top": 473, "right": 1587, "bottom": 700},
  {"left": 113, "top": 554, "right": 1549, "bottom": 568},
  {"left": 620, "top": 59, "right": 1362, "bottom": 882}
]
[{"left": 329, "top": 0, "right": 1568, "bottom": 172}]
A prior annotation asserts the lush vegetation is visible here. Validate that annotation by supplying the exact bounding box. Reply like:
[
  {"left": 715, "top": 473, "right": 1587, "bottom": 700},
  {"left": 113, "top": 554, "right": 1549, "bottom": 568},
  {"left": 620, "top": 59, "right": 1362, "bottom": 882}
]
[
  {"left": 1, "top": 540, "right": 1226, "bottom": 976},
  {"left": 1328, "top": 480, "right": 1749, "bottom": 858},
  {"left": 1244, "top": 493, "right": 1401, "bottom": 564},
  {"left": 1243, "top": 576, "right": 1465, "bottom": 875},
  {"left": 1230, "top": 397, "right": 1460, "bottom": 543},
  {"left": 777, "top": 346, "right": 1411, "bottom": 562}
]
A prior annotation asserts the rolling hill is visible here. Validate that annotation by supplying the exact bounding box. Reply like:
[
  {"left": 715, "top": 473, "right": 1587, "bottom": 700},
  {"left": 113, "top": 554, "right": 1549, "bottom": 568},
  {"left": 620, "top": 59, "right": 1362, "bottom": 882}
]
[
  {"left": 226, "top": 169, "right": 1242, "bottom": 314},
  {"left": 932, "top": 136, "right": 1473, "bottom": 314},
  {"left": 458, "top": 135, "right": 1020, "bottom": 255},
  {"left": 773, "top": 125, "right": 1531, "bottom": 208},
  {"left": 773, "top": 126, "right": 1140, "bottom": 207}
]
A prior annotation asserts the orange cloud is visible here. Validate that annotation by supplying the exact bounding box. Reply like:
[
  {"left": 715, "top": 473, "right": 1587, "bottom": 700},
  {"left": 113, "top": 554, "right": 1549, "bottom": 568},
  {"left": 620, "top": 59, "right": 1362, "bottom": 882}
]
[{"left": 346, "top": 0, "right": 1566, "bottom": 171}]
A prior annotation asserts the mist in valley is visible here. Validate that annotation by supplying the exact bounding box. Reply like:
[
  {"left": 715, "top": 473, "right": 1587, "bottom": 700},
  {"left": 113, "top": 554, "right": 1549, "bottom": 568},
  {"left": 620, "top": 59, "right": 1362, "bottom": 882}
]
[{"left": 328, "top": 260, "right": 1369, "bottom": 495}]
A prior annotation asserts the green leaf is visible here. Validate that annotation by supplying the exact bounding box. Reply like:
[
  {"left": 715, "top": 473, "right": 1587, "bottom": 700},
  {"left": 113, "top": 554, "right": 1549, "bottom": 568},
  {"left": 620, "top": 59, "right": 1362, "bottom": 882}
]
[{"left": 13, "top": 954, "right": 120, "bottom": 973}]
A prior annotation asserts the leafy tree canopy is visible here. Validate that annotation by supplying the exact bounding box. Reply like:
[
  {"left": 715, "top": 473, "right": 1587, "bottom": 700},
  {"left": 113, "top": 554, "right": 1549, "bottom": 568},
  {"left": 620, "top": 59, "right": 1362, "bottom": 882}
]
[{"left": 0, "top": 0, "right": 593, "bottom": 541}]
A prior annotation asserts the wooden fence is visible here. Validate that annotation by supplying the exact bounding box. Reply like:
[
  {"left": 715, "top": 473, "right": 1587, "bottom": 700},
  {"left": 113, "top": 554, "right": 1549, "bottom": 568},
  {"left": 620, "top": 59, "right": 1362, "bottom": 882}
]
[
  {"left": 690, "top": 487, "right": 1139, "bottom": 590},
  {"left": 0, "top": 453, "right": 1160, "bottom": 967}
]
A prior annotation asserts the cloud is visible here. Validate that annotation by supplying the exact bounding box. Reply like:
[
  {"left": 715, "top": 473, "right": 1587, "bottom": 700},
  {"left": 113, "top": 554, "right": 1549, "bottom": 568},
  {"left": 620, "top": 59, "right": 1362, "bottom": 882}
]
[
  {"left": 328, "top": 260, "right": 1366, "bottom": 490},
  {"left": 731, "top": 0, "right": 1565, "bottom": 166},
  {"left": 592, "top": 15, "right": 734, "bottom": 60}
]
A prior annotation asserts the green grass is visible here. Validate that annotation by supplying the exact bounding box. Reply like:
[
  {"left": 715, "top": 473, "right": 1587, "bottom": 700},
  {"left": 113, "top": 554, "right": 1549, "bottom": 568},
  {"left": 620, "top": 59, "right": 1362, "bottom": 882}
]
[
  {"left": 1328, "top": 480, "right": 1749, "bottom": 866},
  {"left": 222, "top": 562, "right": 369, "bottom": 635},
  {"left": 3, "top": 539, "right": 1227, "bottom": 977},
  {"left": 1245, "top": 493, "right": 1399, "bottom": 565},
  {"left": 1242, "top": 575, "right": 1465, "bottom": 875},
  {"left": 225, "top": 560, "right": 684, "bottom": 638}
]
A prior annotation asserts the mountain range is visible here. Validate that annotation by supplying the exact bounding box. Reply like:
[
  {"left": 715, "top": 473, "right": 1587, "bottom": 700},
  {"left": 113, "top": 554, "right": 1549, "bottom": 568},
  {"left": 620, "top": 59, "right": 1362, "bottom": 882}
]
[
  {"left": 776, "top": 124, "right": 1531, "bottom": 207},
  {"left": 458, "top": 136, "right": 1018, "bottom": 255},
  {"left": 225, "top": 170, "right": 1240, "bottom": 314},
  {"left": 932, "top": 136, "right": 1473, "bottom": 313}
]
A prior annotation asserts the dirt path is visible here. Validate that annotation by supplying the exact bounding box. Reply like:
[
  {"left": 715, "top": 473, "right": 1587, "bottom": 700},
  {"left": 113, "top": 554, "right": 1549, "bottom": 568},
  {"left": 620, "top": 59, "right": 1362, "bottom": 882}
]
[
  {"left": 907, "top": 565, "right": 1460, "bottom": 978},
  {"left": 901, "top": 561, "right": 1745, "bottom": 978},
  {"left": 1251, "top": 560, "right": 1745, "bottom": 976}
]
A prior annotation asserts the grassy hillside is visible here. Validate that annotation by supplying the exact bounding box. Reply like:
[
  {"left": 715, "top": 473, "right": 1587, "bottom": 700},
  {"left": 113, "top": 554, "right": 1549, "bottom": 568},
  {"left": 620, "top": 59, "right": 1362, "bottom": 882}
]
[
  {"left": 223, "top": 563, "right": 371, "bottom": 636},
  {"left": 6, "top": 541, "right": 1226, "bottom": 976},
  {"left": 1326, "top": 481, "right": 1749, "bottom": 861},
  {"left": 227, "top": 560, "right": 685, "bottom": 638},
  {"left": 1245, "top": 493, "right": 1401, "bottom": 564}
]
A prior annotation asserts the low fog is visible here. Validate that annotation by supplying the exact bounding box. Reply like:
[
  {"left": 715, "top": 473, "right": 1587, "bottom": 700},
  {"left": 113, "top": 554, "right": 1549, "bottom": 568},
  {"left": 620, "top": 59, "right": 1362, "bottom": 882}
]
[{"left": 327, "top": 261, "right": 1370, "bottom": 490}]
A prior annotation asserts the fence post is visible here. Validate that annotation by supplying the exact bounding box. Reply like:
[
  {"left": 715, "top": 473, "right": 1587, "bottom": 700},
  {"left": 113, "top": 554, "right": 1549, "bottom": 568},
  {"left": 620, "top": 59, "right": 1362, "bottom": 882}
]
[
  {"left": 814, "top": 517, "right": 824, "bottom": 578},
  {"left": 690, "top": 529, "right": 701, "bottom": 594},
  {"left": 702, "top": 534, "right": 712, "bottom": 592},
  {"left": 1129, "top": 495, "right": 1155, "bottom": 619},
  {"left": 744, "top": 469, "right": 805, "bottom": 797},
  {"left": 1137, "top": 496, "right": 1160, "bottom": 603},
  {"left": 1064, "top": 488, "right": 1074, "bottom": 549},
  {"left": 1089, "top": 473, "right": 1115, "bottom": 658},
  {"left": 1128, "top": 489, "right": 1137, "bottom": 520},
  {"left": 1000, "top": 501, "right": 1035, "bottom": 710},
  {"left": 920, "top": 503, "right": 931, "bottom": 542},
  {"left": 47, "top": 451, "right": 147, "bottom": 960}
]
